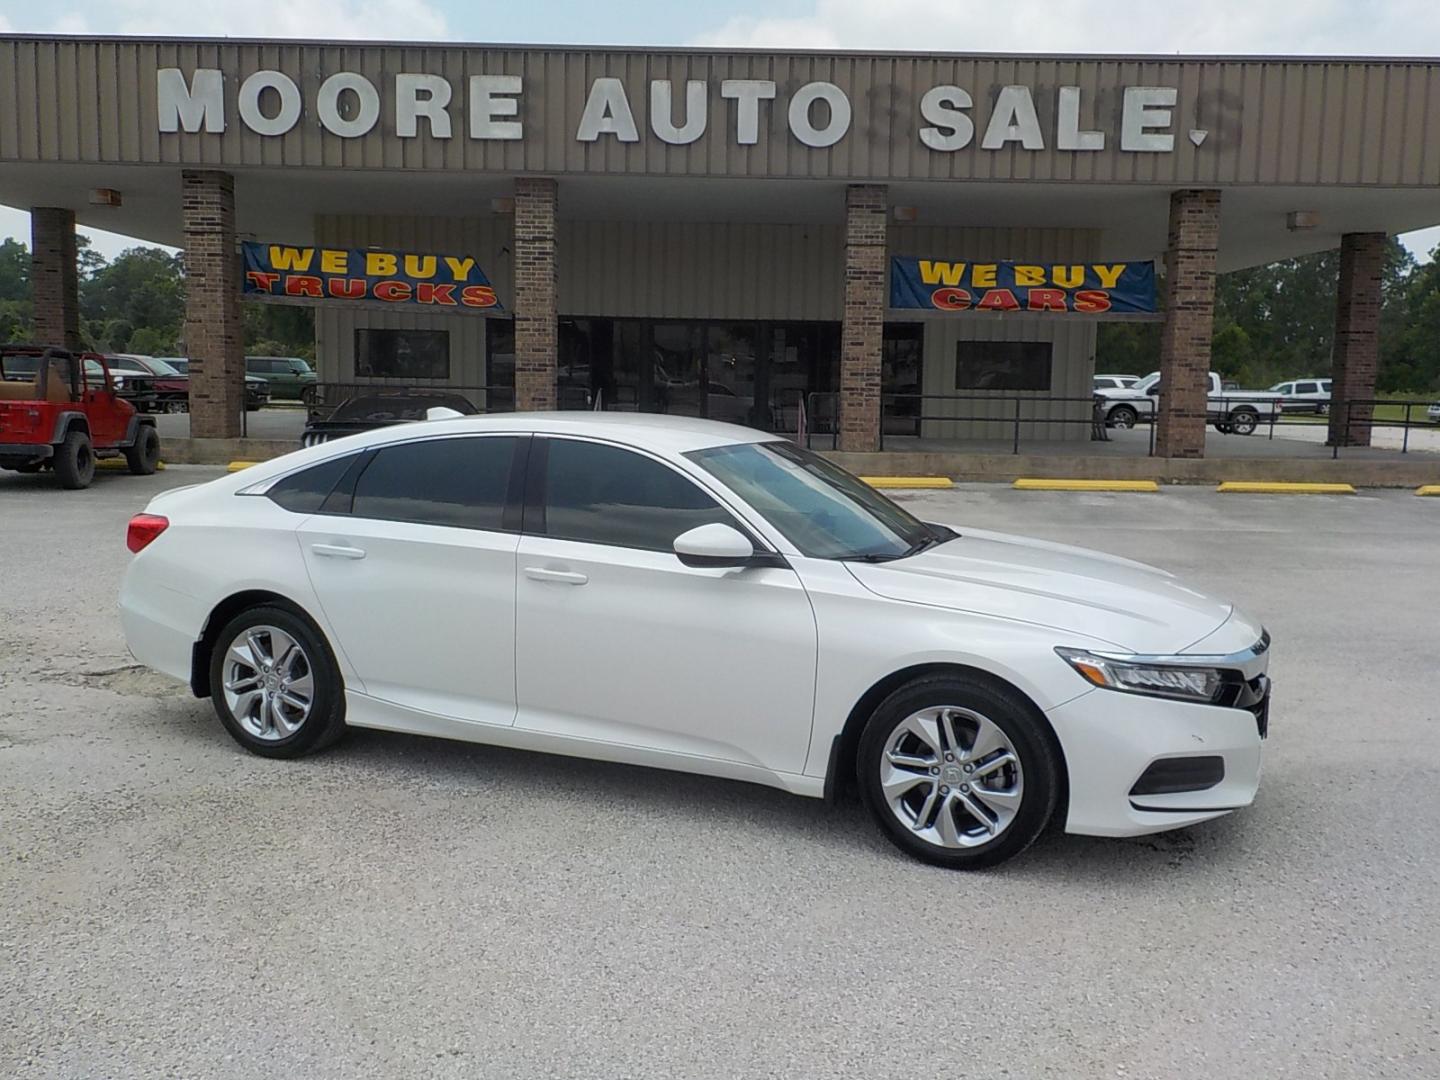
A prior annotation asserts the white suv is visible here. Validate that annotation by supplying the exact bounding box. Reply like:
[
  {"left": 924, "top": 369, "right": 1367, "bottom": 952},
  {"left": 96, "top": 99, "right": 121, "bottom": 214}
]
[{"left": 1269, "top": 379, "right": 1332, "bottom": 415}]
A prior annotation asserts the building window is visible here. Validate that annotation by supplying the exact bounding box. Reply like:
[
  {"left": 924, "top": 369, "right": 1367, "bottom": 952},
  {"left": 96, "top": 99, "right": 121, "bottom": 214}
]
[
  {"left": 882, "top": 323, "right": 924, "bottom": 434},
  {"left": 355, "top": 328, "right": 450, "bottom": 380},
  {"left": 954, "top": 341, "right": 1052, "bottom": 391}
]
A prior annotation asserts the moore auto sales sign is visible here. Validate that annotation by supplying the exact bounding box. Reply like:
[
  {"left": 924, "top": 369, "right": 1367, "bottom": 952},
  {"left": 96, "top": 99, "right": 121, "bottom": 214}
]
[{"left": 157, "top": 67, "right": 1207, "bottom": 155}]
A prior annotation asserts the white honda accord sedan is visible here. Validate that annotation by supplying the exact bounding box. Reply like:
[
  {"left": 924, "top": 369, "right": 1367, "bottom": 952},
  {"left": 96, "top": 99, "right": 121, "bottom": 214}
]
[{"left": 120, "top": 414, "right": 1270, "bottom": 869}]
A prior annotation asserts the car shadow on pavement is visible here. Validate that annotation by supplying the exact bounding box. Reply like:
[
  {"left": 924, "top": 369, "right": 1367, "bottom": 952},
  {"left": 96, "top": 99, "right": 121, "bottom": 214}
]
[{"left": 160, "top": 700, "right": 1259, "bottom": 879}]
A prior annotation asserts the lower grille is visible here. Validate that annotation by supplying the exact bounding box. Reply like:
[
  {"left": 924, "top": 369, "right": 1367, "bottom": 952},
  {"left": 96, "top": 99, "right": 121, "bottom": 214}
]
[
  {"left": 300, "top": 432, "right": 329, "bottom": 448},
  {"left": 1130, "top": 755, "right": 1225, "bottom": 796}
]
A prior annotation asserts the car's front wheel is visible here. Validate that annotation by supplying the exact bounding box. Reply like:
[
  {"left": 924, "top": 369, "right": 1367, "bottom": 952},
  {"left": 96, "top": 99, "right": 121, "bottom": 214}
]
[
  {"left": 1107, "top": 405, "right": 1138, "bottom": 429},
  {"left": 857, "top": 674, "right": 1060, "bottom": 870},
  {"left": 208, "top": 605, "right": 347, "bottom": 758}
]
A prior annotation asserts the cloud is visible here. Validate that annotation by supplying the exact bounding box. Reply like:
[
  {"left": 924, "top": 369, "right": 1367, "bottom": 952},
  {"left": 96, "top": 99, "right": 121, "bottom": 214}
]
[
  {"left": 692, "top": 0, "right": 1440, "bottom": 55},
  {"left": 1, "top": 0, "right": 449, "bottom": 40}
]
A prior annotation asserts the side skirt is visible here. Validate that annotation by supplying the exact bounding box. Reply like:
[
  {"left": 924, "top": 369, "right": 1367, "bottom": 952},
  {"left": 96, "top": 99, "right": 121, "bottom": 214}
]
[{"left": 344, "top": 691, "right": 826, "bottom": 799}]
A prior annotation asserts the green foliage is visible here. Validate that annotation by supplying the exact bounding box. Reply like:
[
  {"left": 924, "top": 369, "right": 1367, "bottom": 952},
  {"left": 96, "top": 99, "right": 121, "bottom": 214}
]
[
  {"left": 1098, "top": 237, "right": 1436, "bottom": 392},
  {"left": 243, "top": 303, "right": 315, "bottom": 361}
]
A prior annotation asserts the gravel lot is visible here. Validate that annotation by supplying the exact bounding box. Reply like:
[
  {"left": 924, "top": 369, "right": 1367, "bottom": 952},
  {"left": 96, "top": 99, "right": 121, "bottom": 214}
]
[{"left": 3, "top": 467, "right": 1438, "bottom": 1079}]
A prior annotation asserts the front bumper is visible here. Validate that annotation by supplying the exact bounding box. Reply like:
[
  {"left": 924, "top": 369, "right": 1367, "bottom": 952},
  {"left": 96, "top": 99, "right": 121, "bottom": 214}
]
[{"left": 1047, "top": 686, "right": 1267, "bottom": 837}]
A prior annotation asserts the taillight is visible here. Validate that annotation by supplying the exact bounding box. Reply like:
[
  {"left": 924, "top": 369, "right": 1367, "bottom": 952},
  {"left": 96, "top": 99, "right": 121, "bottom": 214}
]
[{"left": 126, "top": 513, "right": 169, "bottom": 553}]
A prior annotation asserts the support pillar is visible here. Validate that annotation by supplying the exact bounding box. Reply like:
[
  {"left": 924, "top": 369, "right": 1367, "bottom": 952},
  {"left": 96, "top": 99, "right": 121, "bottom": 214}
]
[
  {"left": 182, "top": 170, "right": 244, "bottom": 440},
  {"left": 1326, "top": 232, "right": 1386, "bottom": 447},
  {"left": 514, "top": 177, "right": 558, "bottom": 411},
  {"left": 838, "top": 185, "right": 887, "bottom": 452},
  {"left": 1155, "top": 189, "right": 1221, "bottom": 459},
  {"left": 30, "top": 207, "right": 81, "bottom": 349}
]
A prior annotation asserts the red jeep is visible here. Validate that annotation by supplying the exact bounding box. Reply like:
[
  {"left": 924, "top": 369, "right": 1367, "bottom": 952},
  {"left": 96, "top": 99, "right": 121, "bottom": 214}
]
[{"left": 0, "top": 344, "right": 161, "bottom": 489}]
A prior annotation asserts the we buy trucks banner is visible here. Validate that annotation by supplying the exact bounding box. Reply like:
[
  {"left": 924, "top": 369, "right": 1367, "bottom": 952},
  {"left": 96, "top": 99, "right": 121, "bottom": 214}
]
[
  {"left": 242, "top": 242, "right": 503, "bottom": 312},
  {"left": 889, "top": 257, "right": 1156, "bottom": 315}
]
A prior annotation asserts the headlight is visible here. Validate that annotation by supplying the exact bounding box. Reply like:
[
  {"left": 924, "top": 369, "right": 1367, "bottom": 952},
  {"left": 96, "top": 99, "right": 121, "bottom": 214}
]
[{"left": 1055, "top": 647, "right": 1226, "bottom": 704}]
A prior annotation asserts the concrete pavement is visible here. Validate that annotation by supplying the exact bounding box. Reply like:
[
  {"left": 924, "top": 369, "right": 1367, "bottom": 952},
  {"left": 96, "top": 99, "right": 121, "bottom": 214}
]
[{"left": 2, "top": 469, "right": 1438, "bottom": 1079}]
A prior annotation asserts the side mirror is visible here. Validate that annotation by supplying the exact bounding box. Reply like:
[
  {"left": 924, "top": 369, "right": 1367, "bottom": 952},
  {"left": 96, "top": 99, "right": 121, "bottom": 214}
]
[
  {"left": 1145, "top": 386, "right": 1159, "bottom": 396},
  {"left": 673, "top": 523, "right": 764, "bottom": 569}
]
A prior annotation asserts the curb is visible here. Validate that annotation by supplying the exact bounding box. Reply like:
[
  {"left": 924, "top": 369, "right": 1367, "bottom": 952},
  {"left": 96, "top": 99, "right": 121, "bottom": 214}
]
[
  {"left": 1216, "top": 481, "right": 1356, "bottom": 494},
  {"left": 1012, "top": 478, "right": 1159, "bottom": 492},
  {"left": 859, "top": 476, "right": 954, "bottom": 489},
  {"left": 227, "top": 461, "right": 258, "bottom": 473},
  {"left": 97, "top": 459, "right": 166, "bottom": 471},
  {"left": 1416, "top": 485, "right": 1440, "bottom": 496}
]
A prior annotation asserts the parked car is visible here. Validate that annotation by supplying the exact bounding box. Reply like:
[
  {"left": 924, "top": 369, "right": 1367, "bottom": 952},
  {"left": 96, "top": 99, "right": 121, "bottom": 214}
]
[
  {"left": 1428, "top": 401, "right": 1440, "bottom": 424},
  {"left": 246, "top": 355, "right": 318, "bottom": 403},
  {"left": 119, "top": 414, "right": 1271, "bottom": 869},
  {"left": 104, "top": 353, "right": 186, "bottom": 412},
  {"left": 1096, "top": 371, "right": 1280, "bottom": 435},
  {"left": 0, "top": 345, "right": 160, "bottom": 488},
  {"left": 1269, "top": 378, "right": 1332, "bottom": 414},
  {"left": 301, "top": 390, "right": 479, "bottom": 447},
  {"left": 159, "top": 358, "right": 271, "bottom": 411},
  {"left": 1093, "top": 374, "right": 1140, "bottom": 391}
]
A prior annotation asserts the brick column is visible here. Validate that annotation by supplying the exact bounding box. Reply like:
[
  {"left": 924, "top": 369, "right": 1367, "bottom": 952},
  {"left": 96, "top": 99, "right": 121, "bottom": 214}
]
[
  {"left": 513, "top": 177, "right": 558, "bottom": 411},
  {"left": 182, "top": 171, "right": 245, "bottom": 440},
  {"left": 1154, "top": 190, "right": 1221, "bottom": 459},
  {"left": 1326, "top": 232, "right": 1386, "bottom": 447},
  {"left": 30, "top": 207, "right": 81, "bottom": 349},
  {"left": 839, "top": 185, "right": 886, "bottom": 452}
]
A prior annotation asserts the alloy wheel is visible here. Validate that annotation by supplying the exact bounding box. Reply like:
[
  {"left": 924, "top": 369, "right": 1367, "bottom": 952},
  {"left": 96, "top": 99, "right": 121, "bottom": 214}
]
[
  {"left": 221, "top": 625, "right": 315, "bottom": 741},
  {"left": 879, "top": 706, "right": 1025, "bottom": 848}
]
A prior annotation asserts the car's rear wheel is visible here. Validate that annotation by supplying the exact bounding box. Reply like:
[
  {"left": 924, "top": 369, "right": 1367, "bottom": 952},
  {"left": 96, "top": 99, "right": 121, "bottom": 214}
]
[
  {"left": 1107, "top": 405, "right": 1138, "bottom": 429},
  {"left": 1229, "top": 407, "right": 1259, "bottom": 435},
  {"left": 857, "top": 674, "right": 1059, "bottom": 870},
  {"left": 54, "top": 429, "right": 95, "bottom": 489},
  {"left": 124, "top": 425, "right": 161, "bottom": 475},
  {"left": 208, "top": 605, "right": 346, "bottom": 758},
  {"left": 301, "top": 385, "right": 318, "bottom": 406}
]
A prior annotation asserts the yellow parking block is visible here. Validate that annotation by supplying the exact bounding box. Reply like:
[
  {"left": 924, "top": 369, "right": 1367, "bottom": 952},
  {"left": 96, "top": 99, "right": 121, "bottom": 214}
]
[
  {"left": 227, "top": 460, "right": 259, "bottom": 473},
  {"left": 1415, "top": 485, "right": 1440, "bottom": 496},
  {"left": 97, "top": 458, "right": 166, "bottom": 471},
  {"left": 1012, "top": 478, "right": 1159, "bottom": 492},
  {"left": 1216, "top": 481, "right": 1355, "bottom": 494},
  {"left": 859, "top": 476, "right": 954, "bottom": 489}
]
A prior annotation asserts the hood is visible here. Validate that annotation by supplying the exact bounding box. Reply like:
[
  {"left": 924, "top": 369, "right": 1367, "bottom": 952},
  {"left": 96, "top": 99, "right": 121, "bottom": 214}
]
[{"left": 846, "top": 526, "right": 1232, "bottom": 654}]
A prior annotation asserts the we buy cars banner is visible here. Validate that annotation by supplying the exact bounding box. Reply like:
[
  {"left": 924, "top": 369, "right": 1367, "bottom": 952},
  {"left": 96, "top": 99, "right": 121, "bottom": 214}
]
[
  {"left": 889, "top": 257, "right": 1156, "bottom": 315},
  {"left": 241, "top": 242, "right": 503, "bottom": 312}
]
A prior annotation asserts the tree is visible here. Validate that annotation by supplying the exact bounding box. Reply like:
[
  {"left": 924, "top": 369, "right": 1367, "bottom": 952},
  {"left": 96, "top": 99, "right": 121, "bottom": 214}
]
[{"left": 79, "top": 247, "right": 184, "bottom": 353}]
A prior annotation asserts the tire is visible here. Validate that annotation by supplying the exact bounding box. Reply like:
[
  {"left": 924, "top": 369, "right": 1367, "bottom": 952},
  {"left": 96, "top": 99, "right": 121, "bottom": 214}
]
[
  {"left": 1106, "top": 405, "right": 1138, "bottom": 429},
  {"left": 124, "top": 425, "right": 161, "bottom": 475},
  {"left": 1228, "top": 408, "right": 1259, "bottom": 436},
  {"left": 856, "top": 674, "right": 1060, "bottom": 870},
  {"left": 301, "top": 385, "right": 318, "bottom": 406},
  {"left": 208, "top": 604, "right": 346, "bottom": 759},
  {"left": 54, "top": 429, "right": 95, "bottom": 490},
  {"left": 1316, "top": 403, "right": 1329, "bottom": 416}
]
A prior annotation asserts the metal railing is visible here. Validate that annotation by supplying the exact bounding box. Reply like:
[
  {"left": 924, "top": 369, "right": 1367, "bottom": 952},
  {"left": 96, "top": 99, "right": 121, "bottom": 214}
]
[
  {"left": 804, "top": 392, "right": 1106, "bottom": 453},
  {"left": 801, "top": 391, "right": 1438, "bottom": 457},
  {"left": 309, "top": 382, "right": 517, "bottom": 418}
]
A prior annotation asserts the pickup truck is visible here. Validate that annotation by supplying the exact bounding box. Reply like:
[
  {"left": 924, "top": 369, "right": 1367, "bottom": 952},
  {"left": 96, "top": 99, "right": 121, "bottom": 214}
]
[{"left": 1096, "top": 371, "right": 1279, "bottom": 435}]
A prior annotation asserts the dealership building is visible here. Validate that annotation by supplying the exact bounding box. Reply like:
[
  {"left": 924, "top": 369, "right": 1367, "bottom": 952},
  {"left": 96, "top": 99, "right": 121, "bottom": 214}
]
[{"left": 2, "top": 35, "right": 1439, "bottom": 456}]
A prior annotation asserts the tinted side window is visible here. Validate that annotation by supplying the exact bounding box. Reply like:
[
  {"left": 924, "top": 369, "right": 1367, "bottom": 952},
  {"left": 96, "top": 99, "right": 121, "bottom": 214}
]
[
  {"left": 1297, "top": 382, "right": 1319, "bottom": 394},
  {"left": 542, "top": 439, "right": 731, "bottom": 551},
  {"left": 267, "top": 455, "right": 357, "bottom": 514},
  {"left": 352, "top": 437, "right": 517, "bottom": 530}
]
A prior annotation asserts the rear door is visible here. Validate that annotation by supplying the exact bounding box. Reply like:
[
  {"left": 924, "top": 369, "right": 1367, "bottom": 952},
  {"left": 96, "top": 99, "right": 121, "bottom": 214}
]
[
  {"left": 296, "top": 433, "right": 525, "bottom": 726},
  {"left": 512, "top": 436, "right": 818, "bottom": 774}
]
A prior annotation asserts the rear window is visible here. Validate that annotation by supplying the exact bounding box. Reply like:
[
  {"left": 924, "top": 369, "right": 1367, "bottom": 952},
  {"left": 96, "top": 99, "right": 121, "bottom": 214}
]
[{"left": 266, "top": 455, "right": 356, "bottom": 514}]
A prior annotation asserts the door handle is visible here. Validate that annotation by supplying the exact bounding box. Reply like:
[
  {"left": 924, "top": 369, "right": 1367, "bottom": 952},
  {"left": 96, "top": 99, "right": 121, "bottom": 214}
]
[
  {"left": 523, "top": 566, "right": 588, "bottom": 585},
  {"left": 311, "top": 543, "right": 367, "bottom": 560}
]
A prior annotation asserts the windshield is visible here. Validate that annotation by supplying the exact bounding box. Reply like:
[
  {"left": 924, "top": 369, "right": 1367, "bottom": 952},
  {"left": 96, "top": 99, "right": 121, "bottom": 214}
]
[
  {"left": 1134, "top": 373, "right": 1160, "bottom": 392},
  {"left": 142, "top": 357, "right": 183, "bottom": 376},
  {"left": 686, "top": 441, "right": 938, "bottom": 560}
]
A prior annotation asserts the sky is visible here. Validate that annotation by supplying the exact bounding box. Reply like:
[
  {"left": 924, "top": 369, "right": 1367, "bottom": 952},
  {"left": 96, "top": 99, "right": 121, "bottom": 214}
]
[{"left": 1, "top": 0, "right": 1438, "bottom": 262}]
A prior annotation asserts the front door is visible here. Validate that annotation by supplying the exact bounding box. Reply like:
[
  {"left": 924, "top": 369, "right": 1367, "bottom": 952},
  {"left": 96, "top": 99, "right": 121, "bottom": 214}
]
[
  {"left": 297, "top": 434, "right": 522, "bottom": 726},
  {"left": 513, "top": 436, "right": 818, "bottom": 775}
]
